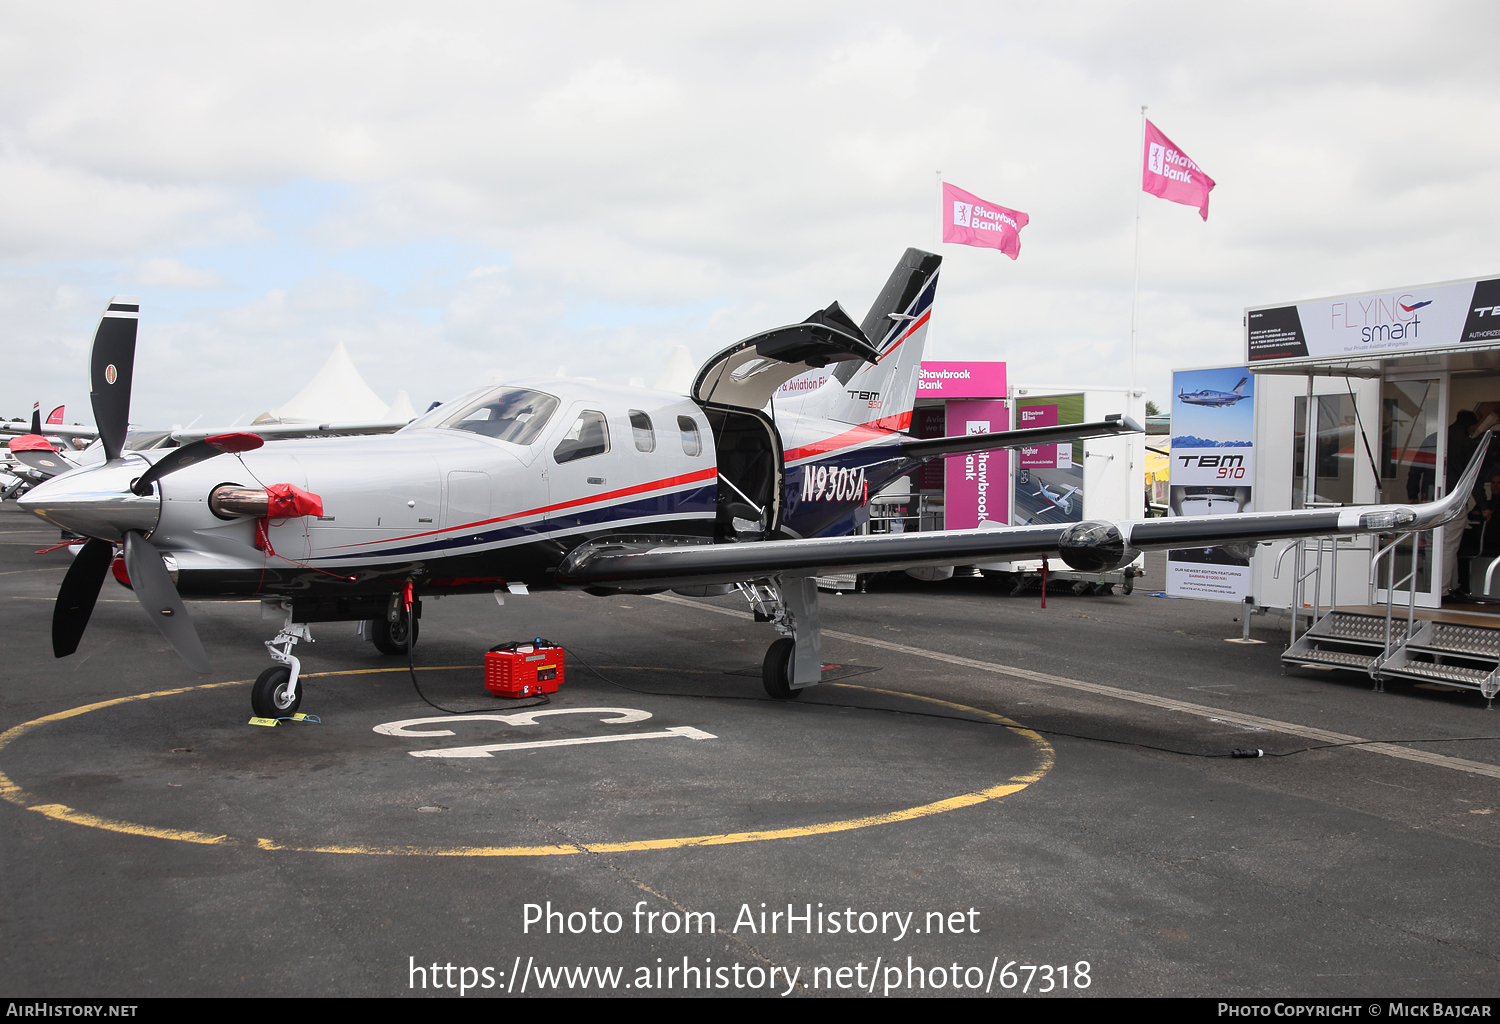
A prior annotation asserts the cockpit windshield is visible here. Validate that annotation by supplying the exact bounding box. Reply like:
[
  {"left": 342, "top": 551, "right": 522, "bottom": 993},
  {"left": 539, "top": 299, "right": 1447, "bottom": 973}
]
[{"left": 407, "top": 387, "right": 560, "bottom": 445}]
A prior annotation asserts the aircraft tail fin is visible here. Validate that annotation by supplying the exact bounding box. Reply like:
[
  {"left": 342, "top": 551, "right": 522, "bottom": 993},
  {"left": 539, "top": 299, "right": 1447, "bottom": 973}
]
[
  {"left": 1233, "top": 377, "right": 1248, "bottom": 394},
  {"left": 30, "top": 402, "right": 41, "bottom": 435},
  {"left": 795, "top": 248, "right": 942, "bottom": 429}
]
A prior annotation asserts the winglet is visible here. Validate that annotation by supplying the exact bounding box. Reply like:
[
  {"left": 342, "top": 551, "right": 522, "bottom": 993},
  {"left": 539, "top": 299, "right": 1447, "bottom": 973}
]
[
  {"left": 1356, "top": 431, "right": 1493, "bottom": 534},
  {"left": 1424, "top": 430, "right": 1492, "bottom": 529}
]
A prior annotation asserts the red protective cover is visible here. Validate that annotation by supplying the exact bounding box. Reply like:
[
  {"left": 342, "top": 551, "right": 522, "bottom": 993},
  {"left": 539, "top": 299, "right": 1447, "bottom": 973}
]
[
  {"left": 204, "top": 432, "right": 265, "bottom": 453},
  {"left": 9, "top": 434, "right": 57, "bottom": 452},
  {"left": 485, "top": 645, "right": 565, "bottom": 698},
  {"left": 265, "top": 483, "right": 324, "bottom": 518}
]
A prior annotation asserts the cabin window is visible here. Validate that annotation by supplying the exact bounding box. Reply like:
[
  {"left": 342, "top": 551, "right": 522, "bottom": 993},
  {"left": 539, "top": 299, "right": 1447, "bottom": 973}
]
[
  {"left": 434, "top": 387, "right": 559, "bottom": 445},
  {"left": 629, "top": 410, "right": 655, "bottom": 453},
  {"left": 679, "top": 416, "right": 702, "bottom": 457},
  {"left": 554, "top": 410, "right": 610, "bottom": 463}
]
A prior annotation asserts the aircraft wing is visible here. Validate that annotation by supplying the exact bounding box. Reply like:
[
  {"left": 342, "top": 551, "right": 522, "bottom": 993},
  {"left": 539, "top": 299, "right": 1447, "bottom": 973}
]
[
  {"left": 4, "top": 421, "right": 410, "bottom": 445},
  {"left": 558, "top": 434, "right": 1489, "bottom": 591},
  {"left": 900, "top": 416, "right": 1141, "bottom": 460},
  {"left": 172, "top": 420, "right": 410, "bottom": 443},
  {"left": 0, "top": 423, "right": 98, "bottom": 441}
]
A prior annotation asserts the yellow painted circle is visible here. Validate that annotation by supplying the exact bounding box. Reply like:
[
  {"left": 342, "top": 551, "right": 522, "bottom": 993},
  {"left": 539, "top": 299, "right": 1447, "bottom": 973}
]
[{"left": 0, "top": 668, "right": 1054, "bottom": 857}]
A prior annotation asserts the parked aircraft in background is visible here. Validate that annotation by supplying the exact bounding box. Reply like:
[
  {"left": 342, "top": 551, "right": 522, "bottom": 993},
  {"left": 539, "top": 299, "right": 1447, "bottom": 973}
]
[
  {"left": 18, "top": 250, "right": 1484, "bottom": 725},
  {"left": 1177, "top": 378, "right": 1250, "bottom": 407}
]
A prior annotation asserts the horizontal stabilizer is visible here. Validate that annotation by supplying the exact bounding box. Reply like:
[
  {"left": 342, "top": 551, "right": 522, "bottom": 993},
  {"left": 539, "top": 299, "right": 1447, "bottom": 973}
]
[{"left": 901, "top": 416, "right": 1141, "bottom": 460}]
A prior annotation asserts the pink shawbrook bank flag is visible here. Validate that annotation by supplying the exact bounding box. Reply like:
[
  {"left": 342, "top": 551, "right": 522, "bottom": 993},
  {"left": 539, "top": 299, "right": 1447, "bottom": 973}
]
[
  {"left": 1142, "top": 120, "right": 1215, "bottom": 221},
  {"left": 942, "top": 182, "right": 1028, "bottom": 259}
]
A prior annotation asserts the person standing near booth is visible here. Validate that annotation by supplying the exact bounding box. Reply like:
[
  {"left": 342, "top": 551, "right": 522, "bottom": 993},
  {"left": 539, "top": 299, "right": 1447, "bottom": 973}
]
[{"left": 1444, "top": 410, "right": 1491, "bottom": 600}]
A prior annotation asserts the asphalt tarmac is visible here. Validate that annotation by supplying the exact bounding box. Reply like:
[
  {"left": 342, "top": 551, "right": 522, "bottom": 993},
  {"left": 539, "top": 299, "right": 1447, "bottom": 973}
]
[{"left": 4, "top": 501, "right": 1500, "bottom": 999}]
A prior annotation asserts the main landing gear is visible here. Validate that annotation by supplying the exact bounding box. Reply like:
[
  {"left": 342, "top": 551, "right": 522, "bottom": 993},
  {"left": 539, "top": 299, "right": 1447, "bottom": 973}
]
[
  {"left": 369, "top": 594, "right": 420, "bottom": 655},
  {"left": 740, "top": 577, "right": 821, "bottom": 700},
  {"left": 762, "top": 637, "right": 798, "bottom": 700},
  {"left": 372, "top": 609, "right": 418, "bottom": 655}
]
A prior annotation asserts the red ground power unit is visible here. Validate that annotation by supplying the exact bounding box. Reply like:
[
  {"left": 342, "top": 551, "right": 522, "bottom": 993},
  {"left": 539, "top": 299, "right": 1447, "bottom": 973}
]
[{"left": 485, "top": 640, "right": 565, "bottom": 698}]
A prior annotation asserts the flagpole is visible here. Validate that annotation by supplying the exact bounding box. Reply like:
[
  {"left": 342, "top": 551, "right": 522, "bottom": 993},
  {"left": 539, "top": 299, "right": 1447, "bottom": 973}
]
[
  {"left": 1130, "top": 106, "right": 1146, "bottom": 399},
  {"left": 935, "top": 170, "right": 942, "bottom": 252},
  {"left": 933, "top": 169, "right": 942, "bottom": 359}
]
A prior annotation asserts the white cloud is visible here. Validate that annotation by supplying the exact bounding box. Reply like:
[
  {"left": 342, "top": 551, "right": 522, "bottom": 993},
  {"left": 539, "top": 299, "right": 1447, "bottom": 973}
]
[
  {"left": 137, "top": 257, "right": 226, "bottom": 289},
  {"left": 0, "top": 0, "right": 1497, "bottom": 423}
]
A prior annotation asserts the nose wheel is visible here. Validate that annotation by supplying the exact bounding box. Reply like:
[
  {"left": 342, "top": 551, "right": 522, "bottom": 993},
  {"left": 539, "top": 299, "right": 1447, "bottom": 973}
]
[{"left": 251, "top": 665, "right": 302, "bottom": 718}]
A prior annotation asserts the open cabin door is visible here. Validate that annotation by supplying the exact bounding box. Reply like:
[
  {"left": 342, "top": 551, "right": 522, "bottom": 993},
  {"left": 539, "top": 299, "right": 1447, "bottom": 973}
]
[
  {"left": 700, "top": 404, "right": 783, "bottom": 541},
  {"left": 691, "top": 299, "right": 878, "bottom": 543}
]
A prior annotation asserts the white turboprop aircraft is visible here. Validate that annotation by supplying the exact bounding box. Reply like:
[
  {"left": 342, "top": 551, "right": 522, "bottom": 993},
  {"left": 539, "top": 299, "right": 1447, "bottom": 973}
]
[
  {"left": 18, "top": 250, "right": 1486, "bottom": 719},
  {"left": 1035, "top": 481, "right": 1080, "bottom": 516},
  {"left": 1177, "top": 377, "right": 1251, "bottom": 407}
]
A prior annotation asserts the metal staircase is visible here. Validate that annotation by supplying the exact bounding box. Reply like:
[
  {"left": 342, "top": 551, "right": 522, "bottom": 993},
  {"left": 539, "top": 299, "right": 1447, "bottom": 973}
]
[
  {"left": 1280, "top": 529, "right": 1500, "bottom": 705},
  {"left": 1283, "top": 611, "right": 1414, "bottom": 674},
  {"left": 1377, "top": 621, "right": 1500, "bottom": 698}
]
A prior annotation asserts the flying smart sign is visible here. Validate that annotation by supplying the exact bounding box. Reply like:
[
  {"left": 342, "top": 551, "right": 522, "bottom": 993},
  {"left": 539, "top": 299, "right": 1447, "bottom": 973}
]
[{"left": 1246, "top": 274, "right": 1500, "bottom": 364}]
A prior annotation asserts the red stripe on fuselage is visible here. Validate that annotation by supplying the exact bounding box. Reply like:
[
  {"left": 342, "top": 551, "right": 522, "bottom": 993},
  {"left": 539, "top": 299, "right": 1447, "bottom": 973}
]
[
  {"left": 783, "top": 420, "right": 904, "bottom": 464},
  {"left": 776, "top": 309, "right": 925, "bottom": 461}
]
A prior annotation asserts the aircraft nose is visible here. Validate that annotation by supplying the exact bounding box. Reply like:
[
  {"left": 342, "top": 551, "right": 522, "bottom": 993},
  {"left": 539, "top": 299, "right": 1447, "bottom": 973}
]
[{"left": 17, "top": 459, "right": 161, "bottom": 542}]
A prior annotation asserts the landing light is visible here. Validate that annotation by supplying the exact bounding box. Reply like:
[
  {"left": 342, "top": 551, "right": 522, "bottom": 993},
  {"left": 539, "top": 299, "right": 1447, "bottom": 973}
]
[{"left": 1359, "top": 509, "right": 1417, "bottom": 530}]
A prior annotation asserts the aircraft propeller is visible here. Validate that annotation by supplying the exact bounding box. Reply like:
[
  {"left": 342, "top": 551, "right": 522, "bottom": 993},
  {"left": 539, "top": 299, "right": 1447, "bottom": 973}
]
[{"left": 41, "top": 296, "right": 261, "bottom": 672}]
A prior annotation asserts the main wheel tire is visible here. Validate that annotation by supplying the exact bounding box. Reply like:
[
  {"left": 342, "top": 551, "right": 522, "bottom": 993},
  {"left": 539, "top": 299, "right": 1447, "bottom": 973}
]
[
  {"left": 372, "top": 612, "right": 418, "bottom": 655},
  {"left": 251, "top": 665, "right": 301, "bottom": 718},
  {"left": 762, "top": 637, "right": 801, "bottom": 700}
]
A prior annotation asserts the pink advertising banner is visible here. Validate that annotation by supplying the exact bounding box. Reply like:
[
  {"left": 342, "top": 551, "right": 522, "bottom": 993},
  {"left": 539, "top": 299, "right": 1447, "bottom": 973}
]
[
  {"left": 917, "top": 361, "right": 1007, "bottom": 399},
  {"left": 942, "top": 183, "right": 1028, "bottom": 259},
  {"left": 1142, "top": 120, "right": 1215, "bottom": 221},
  {"left": 944, "top": 400, "right": 1010, "bottom": 530},
  {"left": 1016, "top": 404, "right": 1058, "bottom": 468}
]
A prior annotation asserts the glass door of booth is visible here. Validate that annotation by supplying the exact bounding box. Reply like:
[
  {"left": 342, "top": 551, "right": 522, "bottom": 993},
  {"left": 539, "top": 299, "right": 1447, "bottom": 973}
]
[{"left": 1375, "top": 377, "right": 1444, "bottom": 607}]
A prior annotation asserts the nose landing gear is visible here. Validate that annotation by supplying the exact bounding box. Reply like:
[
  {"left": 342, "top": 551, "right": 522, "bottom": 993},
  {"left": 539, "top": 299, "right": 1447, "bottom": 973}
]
[{"left": 252, "top": 618, "right": 313, "bottom": 719}]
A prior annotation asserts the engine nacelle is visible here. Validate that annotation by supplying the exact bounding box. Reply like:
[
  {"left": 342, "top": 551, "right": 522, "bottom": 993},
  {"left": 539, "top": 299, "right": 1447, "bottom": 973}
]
[{"left": 1056, "top": 520, "right": 1141, "bottom": 573}]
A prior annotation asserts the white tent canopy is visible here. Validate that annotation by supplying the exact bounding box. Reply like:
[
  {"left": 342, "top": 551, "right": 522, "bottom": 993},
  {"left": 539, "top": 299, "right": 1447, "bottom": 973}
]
[
  {"left": 383, "top": 389, "right": 416, "bottom": 423},
  {"left": 253, "top": 342, "right": 394, "bottom": 424}
]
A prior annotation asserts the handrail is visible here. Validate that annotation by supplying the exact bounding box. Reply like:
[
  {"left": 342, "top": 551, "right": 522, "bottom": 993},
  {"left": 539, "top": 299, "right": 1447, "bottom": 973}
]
[{"left": 1273, "top": 542, "right": 1298, "bottom": 580}]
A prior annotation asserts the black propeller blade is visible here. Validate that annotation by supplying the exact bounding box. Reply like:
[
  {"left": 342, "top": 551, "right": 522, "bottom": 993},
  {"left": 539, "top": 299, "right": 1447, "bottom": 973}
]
[
  {"left": 89, "top": 296, "right": 139, "bottom": 462},
  {"left": 130, "top": 433, "right": 264, "bottom": 496},
  {"left": 52, "top": 538, "right": 114, "bottom": 658},
  {"left": 123, "top": 530, "right": 211, "bottom": 674},
  {"left": 11, "top": 447, "right": 74, "bottom": 479}
]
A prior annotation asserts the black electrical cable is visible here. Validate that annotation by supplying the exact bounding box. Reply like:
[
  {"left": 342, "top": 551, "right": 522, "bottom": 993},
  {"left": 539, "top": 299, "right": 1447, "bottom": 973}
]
[
  {"left": 559, "top": 643, "right": 1500, "bottom": 762},
  {"left": 401, "top": 588, "right": 549, "bottom": 714}
]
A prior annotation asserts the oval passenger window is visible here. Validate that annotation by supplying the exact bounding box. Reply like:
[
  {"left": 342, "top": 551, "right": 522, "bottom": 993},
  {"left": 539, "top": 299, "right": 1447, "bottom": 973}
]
[
  {"left": 678, "top": 416, "right": 702, "bottom": 457},
  {"left": 629, "top": 410, "right": 655, "bottom": 453}
]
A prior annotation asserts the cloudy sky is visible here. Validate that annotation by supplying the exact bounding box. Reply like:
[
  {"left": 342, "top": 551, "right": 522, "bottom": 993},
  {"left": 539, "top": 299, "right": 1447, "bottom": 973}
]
[{"left": 3, "top": 1, "right": 1497, "bottom": 427}]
